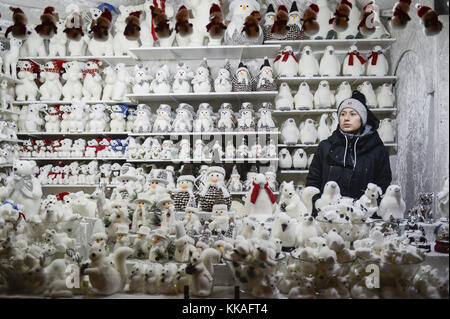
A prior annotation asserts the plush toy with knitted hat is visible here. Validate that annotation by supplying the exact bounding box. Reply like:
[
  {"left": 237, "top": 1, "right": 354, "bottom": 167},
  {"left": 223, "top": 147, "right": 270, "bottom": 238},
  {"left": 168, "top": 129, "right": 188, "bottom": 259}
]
[
  {"left": 302, "top": 3, "right": 320, "bottom": 37},
  {"left": 132, "top": 225, "right": 151, "bottom": 258},
  {"left": 35, "top": 6, "right": 58, "bottom": 39},
  {"left": 416, "top": 4, "right": 443, "bottom": 36},
  {"left": 329, "top": 0, "right": 352, "bottom": 32},
  {"left": 39, "top": 60, "right": 65, "bottom": 101},
  {"left": 183, "top": 196, "right": 202, "bottom": 235},
  {"left": 124, "top": 11, "right": 143, "bottom": 40},
  {"left": 242, "top": 10, "right": 262, "bottom": 40},
  {"left": 256, "top": 57, "right": 277, "bottom": 91},
  {"left": 132, "top": 194, "right": 151, "bottom": 232},
  {"left": 175, "top": 5, "right": 194, "bottom": 46},
  {"left": 389, "top": 0, "right": 412, "bottom": 30},
  {"left": 271, "top": 5, "right": 290, "bottom": 37},
  {"left": 86, "top": 8, "right": 114, "bottom": 56},
  {"left": 149, "top": 227, "right": 170, "bottom": 263},
  {"left": 225, "top": 0, "right": 262, "bottom": 45},
  {"left": 232, "top": 62, "right": 253, "bottom": 92},
  {"left": 206, "top": 3, "right": 227, "bottom": 46},
  {"left": 5, "top": 7, "right": 28, "bottom": 40},
  {"left": 113, "top": 224, "right": 131, "bottom": 252},
  {"left": 151, "top": 5, "right": 175, "bottom": 47},
  {"left": 286, "top": 1, "right": 304, "bottom": 40},
  {"left": 173, "top": 164, "right": 196, "bottom": 212},
  {"left": 199, "top": 166, "right": 232, "bottom": 212}
]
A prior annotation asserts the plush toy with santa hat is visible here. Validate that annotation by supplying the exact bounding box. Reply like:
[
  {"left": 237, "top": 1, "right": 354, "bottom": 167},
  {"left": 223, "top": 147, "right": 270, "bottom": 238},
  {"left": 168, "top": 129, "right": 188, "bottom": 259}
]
[
  {"left": 199, "top": 166, "right": 232, "bottom": 212},
  {"left": 206, "top": 3, "right": 227, "bottom": 46},
  {"left": 271, "top": 5, "right": 290, "bottom": 39},
  {"left": 389, "top": 0, "right": 412, "bottom": 30},
  {"left": 358, "top": 1, "right": 376, "bottom": 37},
  {"left": 5, "top": 7, "right": 28, "bottom": 40},
  {"left": 244, "top": 172, "right": 276, "bottom": 221},
  {"left": 39, "top": 60, "right": 65, "bottom": 101},
  {"left": 301, "top": 3, "right": 320, "bottom": 37},
  {"left": 416, "top": 4, "right": 443, "bottom": 36},
  {"left": 224, "top": 0, "right": 263, "bottom": 45},
  {"left": 35, "top": 6, "right": 58, "bottom": 39}
]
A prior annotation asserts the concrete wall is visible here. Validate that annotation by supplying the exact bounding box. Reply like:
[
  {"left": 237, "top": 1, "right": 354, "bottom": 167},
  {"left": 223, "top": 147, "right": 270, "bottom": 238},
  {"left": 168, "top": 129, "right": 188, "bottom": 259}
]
[{"left": 388, "top": 0, "right": 449, "bottom": 217}]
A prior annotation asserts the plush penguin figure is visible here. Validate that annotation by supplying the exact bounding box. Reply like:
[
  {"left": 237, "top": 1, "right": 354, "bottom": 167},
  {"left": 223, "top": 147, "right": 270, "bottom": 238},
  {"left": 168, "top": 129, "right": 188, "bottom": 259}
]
[
  {"left": 294, "top": 81, "right": 314, "bottom": 110},
  {"left": 315, "top": 0, "right": 335, "bottom": 39},
  {"left": 317, "top": 113, "right": 332, "bottom": 141},
  {"left": 292, "top": 148, "right": 308, "bottom": 169},
  {"left": 376, "top": 83, "right": 395, "bottom": 108},
  {"left": 335, "top": 81, "right": 352, "bottom": 107},
  {"left": 298, "top": 46, "right": 319, "bottom": 77},
  {"left": 314, "top": 81, "right": 335, "bottom": 109},
  {"left": 366, "top": 46, "right": 389, "bottom": 76},
  {"left": 278, "top": 148, "right": 293, "bottom": 169},
  {"left": 377, "top": 118, "right": 396, "bottom": 143},
  {"left": 357, "top": 81, "right": 377, "bottom": 109},
  {"left": 299, "top": 118, "right": 318, "bottom": 144},
  {"left": 281, "top": 118, "right": 300, "bottom": 145},
  {"left": 275, "top": 82, "right": 294, "bottom": 111},
  {"left": 262, "top": 4, "right": 276, "bottom": 41},
  {"left": 336, "top": 0, "right": 361, "bottom": 39},
  {"left": 342, "top": 45, "right": 366, "bottom": 76},
  {"left": 273, "top": 46, "right": 298, "bottom": 77},
  {"left": 319, "top": 45, "right": 341, "bottom": 76}
]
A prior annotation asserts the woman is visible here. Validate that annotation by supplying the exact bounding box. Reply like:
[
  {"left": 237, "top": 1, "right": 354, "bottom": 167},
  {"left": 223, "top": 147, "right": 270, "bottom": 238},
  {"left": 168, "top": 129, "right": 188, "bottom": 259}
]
[{"left": 306, "top": 90, "right": 392, "bottom": 206}]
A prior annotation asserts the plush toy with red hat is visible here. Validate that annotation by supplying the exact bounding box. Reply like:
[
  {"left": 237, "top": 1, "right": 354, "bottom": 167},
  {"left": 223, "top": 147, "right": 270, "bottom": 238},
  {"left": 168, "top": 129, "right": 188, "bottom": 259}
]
[
  {"left": 329, "top": 0, "right": 353, "bottom": 32},
  {"left": 39, "top": 60, "right": 65, "bottom": 101},
  {"left": 15, "top": 60, "right": 39, "bottom": 101},
  {"left": 35, "top": 6, "right": 58, "bottom": 39},
  {"left": 416, "top": 4, "right": 443, "bottom": 36},
  {"left": 175, "top": 5, "right": 194, "bottom": 38},
  {"left": 89, "top": 7, "right": 113, "bottom": 41},
  {"left": 206, "top": 3, "right": 227, "bottom": 45},
  {"left": 5, "top": 7, "right": 28, "bottom": 39},
  {"left": 301, "top": 3, "right": 320, "bottom": 37},
  {"left": 358, "top": 1, "right": 376, "bottom": 36},
  {"left": 389, "top": 0, "right": 412, "bottom": 30},
  {"left": 242, "top": 11, "right": 262, "bottom": 39},
  {"left": 152, "top": 6, "right": 173, "bottom": 39},
  {"left": 124, "top": 11, "right": 143, "bottom": 40},
  {"left": 271, "top": 5, "right": 290, "bottom": 36}
]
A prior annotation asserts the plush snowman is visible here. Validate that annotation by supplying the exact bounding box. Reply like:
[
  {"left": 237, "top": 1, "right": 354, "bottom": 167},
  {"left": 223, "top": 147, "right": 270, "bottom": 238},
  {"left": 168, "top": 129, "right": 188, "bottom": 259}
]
[
  {"left": 172, "top": 61, "right": 194, "bottom": 93},
  {"left": 257, "top": 102, "right": 276, "bottom": 131},
  {"left": 236, "top": 137, "right": 250, "bottom": 158},
  {"left": 286, "top": 1, "right": 303, "bottom": 40},
  {"left": 294, "top": 82, "right": 314, "bottom": 110},
  {"left": 256, "top": 58, "right": 277, "bottom": 91},
  {"left": 376, "top": 83, "right": 395, "bottom": 108},
  {"left": 192, "top": 59, "right": 212, "bottom": 93},
  {"left": 143, "top": 169, "right": 169, "bottom": 204},
  {"left": 153, "top": 104, "right": 173, "bottom": 133},
  {"left": 335, "top": 81, "right": 352, "bottom": 107},
  {"left": 113, "top": 224, "right": 131, "bottom": 252},
  {"left": 281, "top": 118, "right": 300, "bottom": 145},
  {"left": 237, "top": 102, "right": 255, "bottom": 131},
  {"left": 178, "top": 139, "right": 191, "bottom": 159},
  {"left": 366, "top": 46, "right": 389, "bottom": 76},
  {"left": 275, "top": 82, "right": 294, "bottom": 111},
  {"left": 265, "top": 169, "right": 279, "bottom": 191},
  {"left": 194, "top": 103, "right": 215, "bottom": 132},
  {"left": 262, "top": 4, "right": 276, "bottom": 41},
  {"left": 342, "top": 45, "right": 366, "bottom": 76},
  {"left": 300, "top": 118, "right": 319, "bottom": 144},
  {"left": 298, "top": 46, "right": 319, "bottom": 77},
  {"left": 183, "top": 198, "right": 203, "bottom": 235},
  {"left": 319, "top": 46, "right": 341, "bottom": 77},
  {"left": 232, "top": 62, "right": 252, "bottom": 92},
  {"left": 377, "top": 118, "right": 396, "bottom": 143},
  {"left": 315, "top": 0, "right": 335, "bottom": 39},
  {"left": 151, "top": 64, "right": 171, "bottom": 94},
  {"left": 133, "top": 225, "right": 151, "bottom": 259},
  {"left": 264, "top": 139, "right": 278, "bottom": 158},
  {"left": 227, "top": 165, "right": 243, "bottom": 192},
  {"left": 216, "top": 103, "right": 236, "bottom": 131},
  {"left": 224, "top": 140, "right": 236, "bottom": 159},
  {"left": 173, "top": 164, "right": 196, "bottom": 212},
  {"left": 274, "top": 46, "right": 298, "bottom": 77},
  {"left": 199, "top": 166, "right": 231, "bottom": 212},
  {"left": 357, "top": 81, "right": 377, "bottom": 109},
  {"left": 224, "top": 0, "right": 262, "bottom": 45},
  {"left": 208, "top": 204, "right": 230, "bottom": 234},
  {"left": 314, "top": 81, "right": 335, "bottom": 109},
  {"left": 149, "top": 228, "right": 170, "bottom": 263},
  {"left": 214, "top": 60, "right": 233, "bottom": 93},
  {"left": 132, "top": 64, "right": 152, "bottom": 94},
  {"left": 173, "top": 103, "right": 194, "bottom": 132}
]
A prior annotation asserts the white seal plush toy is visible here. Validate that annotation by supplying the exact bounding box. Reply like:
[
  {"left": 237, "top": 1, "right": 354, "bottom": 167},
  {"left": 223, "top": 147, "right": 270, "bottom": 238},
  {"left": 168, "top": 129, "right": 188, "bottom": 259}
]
[
  {"left": 294, "top": 82, "right": 314, "bottom": 110},
  {"left": 273, "top": 46, "right": 298, "bottom": 77},
  {"left": 317, "top": 113, "right": 332, "bottom": 141},
  {"left": 319, "top": 46, "right": 341, "bottom": 77},
  {"left": 278, "top": 181, "right": 307, "bottom": 220},
  {"left": 292, "top": 148, "right": 308, "bottom": 169},
  {"left": 0, "top": 160, "right": 42, "bottom": 222},
  {"left": 278, "top": 148, "right": 292, "bottom": 169},
  {"left": 377, "top": 118, "right": 396, "bottom": 143},
  {"left": 298, "top": 46, "right": 319, "bottom": 77},
  {"left": 376, "top": 83, "right": 395, "bottom": 108},
  {"left": 245, "top": 173, "right": 276, "bottom": 221},
  {"left": 315, "top": 181, "right": 342, "bottom": 210},
  {"left": 357, "top": 81, "right": 377, "bottom": 109},
  {"left": 315, "top": 0, "right": 335, "bottom": 39},
  {"left": 342, "top": 45, "right": 366, "bottom": 76},
  {"left": 281, "top": 118, "right": 300, "bottom": 145},
  {"left": 299, "top": 118, "right": 318, "bottom": 144},
  {"left": 275, "top": 82, "right": 294, "bottom": 111},
  {"left": 314, "top": 81, "right": 335, "bottom": 109},
  {"left": 335, "top": 81, "right": 352, "bottom": 107},
  {"left": 366, "top": 46, "right": 389, "bottom": 76},
  {"left": 378, "top": 185, "right": 406, "bottom": 221}
]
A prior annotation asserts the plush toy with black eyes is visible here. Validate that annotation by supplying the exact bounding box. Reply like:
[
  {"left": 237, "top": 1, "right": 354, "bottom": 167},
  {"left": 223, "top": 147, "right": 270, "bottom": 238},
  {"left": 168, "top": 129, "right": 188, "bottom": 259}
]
[{"left": 198, "top": 166, "right": 232, "bottom": 212}]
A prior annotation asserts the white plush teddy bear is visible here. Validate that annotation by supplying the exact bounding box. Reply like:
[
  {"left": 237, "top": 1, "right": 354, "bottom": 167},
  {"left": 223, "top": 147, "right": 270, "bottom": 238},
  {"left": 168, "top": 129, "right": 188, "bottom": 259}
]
[
  {"left": 82, "top": 60, "right": 103, "bottom": 100},
  {"left": 71, "top": 139, "right": 86, "bottom": 157},
  {"left": 88, "top": 104, "right": 108, "bottom": 132},
  {"left": 85, "top": 139, "right": 99, "bottom": 158},
  {"left": 101, "top": 66, "right": 117, "bottom": 100},
  {"left": 150, "top": 65, "right": 171, "bottom": 94},
  {"left": 68, "top": 101, "right": 86, "bottom": 132},
  {"left": 112, "top": 63, "right": 132, "bottom": 100},
  {"left": 172, "top": 62, "right": 194, "bottom": 93},
  {"left": 59, "top": 105, "right": 72, "bottom": 133},
  {"left": 23, "top": 103, "right": 46, "bottom": 132},
  {"left": 3, "top": 35, "right": 23, "bottom": 79},
  {"left": 15, "top": 61, "right": 39, "bottom": 101},
  {"left": 153, "top": 104, "right": 173, "bottom": 133},
  {"left": 58, "top": 138, "right": 73, "bottom": 158},
  {"left": 132, "top": 64, "right": 152, "bottom": 94},
  {"left": 113, "top": 7, "right": 142, "bottom": 56},
  {"left": 49, "top": 19, "right": 68, "bottom": 56},
  {"left": 39, "top": 61, "right": 63, "bottom": 101},
  {"left": 61, "top": 61, "right": 83, "bottom": 101},
  {"left": 0, "top": 160, "right": 42, "bottom": 221}
]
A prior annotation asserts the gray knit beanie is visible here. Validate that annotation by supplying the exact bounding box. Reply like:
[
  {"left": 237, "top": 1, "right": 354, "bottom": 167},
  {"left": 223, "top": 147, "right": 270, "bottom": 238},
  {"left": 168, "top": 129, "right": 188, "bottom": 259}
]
[{"left": 337, "top": 97, "right": 368, "bottom": 126}]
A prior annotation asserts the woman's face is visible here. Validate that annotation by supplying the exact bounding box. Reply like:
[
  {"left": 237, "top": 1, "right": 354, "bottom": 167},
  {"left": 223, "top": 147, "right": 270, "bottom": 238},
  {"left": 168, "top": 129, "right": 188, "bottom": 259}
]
[{"left": 339, "top": 108, "right": 362, "bottom": 133}]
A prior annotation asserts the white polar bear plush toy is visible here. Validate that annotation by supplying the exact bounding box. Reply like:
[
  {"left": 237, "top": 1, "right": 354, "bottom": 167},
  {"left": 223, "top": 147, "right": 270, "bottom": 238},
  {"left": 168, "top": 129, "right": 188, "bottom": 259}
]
[
  {"left": 314, "top": 80, "right": 335, "bottom": 109},
  {"left": 140, "top": 0, "right": 175, "bottom": 47},
  {"left": 82, "top": 60, "right": 103, "bottom": 101},
  {"left": 19, "top": 25, "right": 46, "bottom": 57},
  {"left": 184, "top": 0, "right": 221, "bottom": 46},
  {"left": 319, "top": 46, "right": 341, "bottom": 77},
  {"left": 49, "top": 20, "right": 67, "bottom": 56},
  {"left": 376, "top": 83, "right": 395, "bottom": 108},
  {"left": 342, "top": 45, "right": 366, "bottom": 76},
  {"left": 15, "top": 61, "right": 39, "bottom": 101},
  {"left": 0, "top": 160, "right": 42, "bottom": 222},
  {"left": 101, "top": 66, "right": 117, "bottom": 100},
  {"left": 68, "top": 101, "right": 87, "bottom": 133},
  {"left": 88, "top": 104, "right": 108, "bottom": 132},
  {"left": 294, "top": 82, "right": 314, "bottom": 110},
  {"left": 113, "top": 7, "right": 142, "bottom": 56},
  {"left": 39, "top": 61, "right": 63, "bottom": 101},
  {"left": 61, "top": 61, "right": 83, "bottom": 101},
  {"left": 23, "top": 103, "right": 46, "bottom": 132},
  {"left": 112, "top": 63, "right": 132, "bottom": 101},
  {"left": 298, "top": 46, "right": 319, "bottom": 77},
  {"left": 85, "top": 9, "right": 114, "bottom": 56},
  {"left": 378, "top": 185, "right": 406, "bottom": 221},
  {"left": 377, "top": 118, "right": 396, "bottom": 143},
  {"left": 65, "top": 4, "right": 88, "bottom": 56},
  {"left": 278, "top": 181, "right": 307, "bottom": 220},
  {"left": 44, "top": 106, "right": 61, "bottom": 132}
]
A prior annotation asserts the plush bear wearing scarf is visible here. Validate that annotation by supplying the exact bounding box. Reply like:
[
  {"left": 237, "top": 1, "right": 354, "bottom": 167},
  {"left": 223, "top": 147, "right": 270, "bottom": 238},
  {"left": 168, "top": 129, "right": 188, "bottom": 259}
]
[
  {"left": 245, "top": 173, "right": 276, "bottom": 221},
  {"left": 0, "top": 160, "right": 42, "bottom": 222}
]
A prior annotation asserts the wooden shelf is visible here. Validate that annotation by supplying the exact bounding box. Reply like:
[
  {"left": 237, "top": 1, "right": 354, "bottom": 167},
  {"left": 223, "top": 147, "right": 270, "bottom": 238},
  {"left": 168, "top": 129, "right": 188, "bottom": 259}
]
[
  {"left": 19, "top": 56, "right": 136, "bottom": 65},
  {"left": 127, "top": 91, "right": 277, "bottom": 103},
  {"left": 129, "top": 45, "right": 281, "bottom": 61}
]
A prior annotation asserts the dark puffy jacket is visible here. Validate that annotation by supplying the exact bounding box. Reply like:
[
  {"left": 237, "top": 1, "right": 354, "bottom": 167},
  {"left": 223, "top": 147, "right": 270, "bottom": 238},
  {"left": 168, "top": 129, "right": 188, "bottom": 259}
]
[{"left": 306, "top": 111, "right": 392, "bottom": 210}]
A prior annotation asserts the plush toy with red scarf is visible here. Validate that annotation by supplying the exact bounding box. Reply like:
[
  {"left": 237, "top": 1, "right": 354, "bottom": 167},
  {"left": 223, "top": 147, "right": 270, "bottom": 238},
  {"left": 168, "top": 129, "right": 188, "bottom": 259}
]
[
  {"left": 366, "top": 45, "right": 389, "bottom": 76},
  {"left": 342, "top": 45, "right": 366, "bottom": 77},
  {"left": 273, "top": 45, "right": 299, "bottom": 78},
  {"left": 245, "top": 173, "right": 276, "bottom": 221},
  {"left": 39, "top": 60, "right": 65, "bottom": 101}
]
